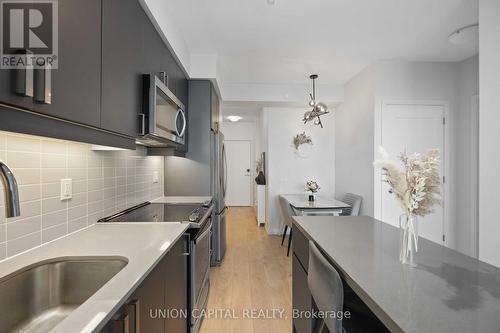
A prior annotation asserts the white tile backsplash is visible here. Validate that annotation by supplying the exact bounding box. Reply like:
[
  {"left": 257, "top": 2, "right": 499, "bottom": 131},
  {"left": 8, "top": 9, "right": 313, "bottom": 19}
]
[
  {"left": 6, "top": 151, "right": 40, "bottom": 168},
  {"left": 13, "top": 169, "right": 41, "bottom": 185},
  {"left": 42, "top": 223, "right": 67, "bottom": 243},
  {"left": 0, "top": 130, "right": 164, "bottom": 260},
  {"left": 5, "top": 134, "right": 40, "bottom": 152},
  {"left": 8, "top": 231, "right": 41, "bottom": 256}
]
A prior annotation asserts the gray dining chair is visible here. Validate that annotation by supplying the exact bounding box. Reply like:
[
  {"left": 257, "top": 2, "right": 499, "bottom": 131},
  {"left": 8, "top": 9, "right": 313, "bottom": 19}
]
[
  {"left": 340, "top": 193, "right": 362, "bottom": 216},
  {"left": 308, "top": 240, "right": 345, "bottom": 333},
  {"left": 278, "top": 195, "right": 296, "bottom": 256}
]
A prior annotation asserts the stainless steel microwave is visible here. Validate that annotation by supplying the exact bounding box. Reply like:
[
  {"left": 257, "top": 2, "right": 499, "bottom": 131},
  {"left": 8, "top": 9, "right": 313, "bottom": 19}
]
[{"left": 137, "top": 74, "right": 186, "bottom": 147}]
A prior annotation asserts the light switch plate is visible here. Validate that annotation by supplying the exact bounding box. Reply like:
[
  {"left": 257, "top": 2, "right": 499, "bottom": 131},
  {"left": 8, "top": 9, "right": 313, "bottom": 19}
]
[
  {"left": 153, "top": 171, "right": 159, "bottom": 184},
  {"left": 60, "top": 178, "right": 72, "bottom": 201}
]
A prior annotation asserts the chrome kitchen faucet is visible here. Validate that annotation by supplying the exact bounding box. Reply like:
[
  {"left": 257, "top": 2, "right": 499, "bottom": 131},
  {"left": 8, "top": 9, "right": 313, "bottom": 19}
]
[{"left": 0, "top": 160, "right": 20, "bottom": 218}]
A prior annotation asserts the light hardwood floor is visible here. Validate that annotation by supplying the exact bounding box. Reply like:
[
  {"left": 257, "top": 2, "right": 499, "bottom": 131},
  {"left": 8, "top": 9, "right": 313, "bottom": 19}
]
[{"left": 199, "top": 207, "right": 292, "bottom": 333}]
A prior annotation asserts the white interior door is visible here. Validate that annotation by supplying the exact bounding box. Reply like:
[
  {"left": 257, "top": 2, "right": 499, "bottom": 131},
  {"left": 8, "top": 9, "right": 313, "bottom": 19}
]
[
  {"left": 380, "top": 103, "right": 445, "bottom": 244},
  {"left": 225, "top": 140, "right": 252, "bottom": 206}
]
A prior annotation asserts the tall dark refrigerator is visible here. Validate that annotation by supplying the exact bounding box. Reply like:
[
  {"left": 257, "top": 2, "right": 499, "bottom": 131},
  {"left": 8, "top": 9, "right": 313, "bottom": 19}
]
[{"left": 163, "top": 80, "right": 226, "bottom": 266}]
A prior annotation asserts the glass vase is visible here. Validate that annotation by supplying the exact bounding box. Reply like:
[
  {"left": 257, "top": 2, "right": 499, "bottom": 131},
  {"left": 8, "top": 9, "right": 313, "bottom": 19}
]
[{"left": 399, "top": 213, "right": 419, "bottom": 266}]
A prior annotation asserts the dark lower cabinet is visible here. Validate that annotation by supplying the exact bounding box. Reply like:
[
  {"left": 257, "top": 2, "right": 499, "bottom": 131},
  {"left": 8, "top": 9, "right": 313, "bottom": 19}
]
[
  {"left": 132, "top": 258, "right": 166, "bottom": 332},
  {"left": 292, "top": 255, "right": 313, "bottom": 333},
  {"left": 100, "top": 234, "right": 188, "bottom": 333},
  {"left": 164, "top": 234, "right": 188, "bottom": 333}
]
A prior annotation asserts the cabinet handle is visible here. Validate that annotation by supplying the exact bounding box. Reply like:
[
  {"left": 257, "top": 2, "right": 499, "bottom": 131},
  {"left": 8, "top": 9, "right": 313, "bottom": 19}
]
[
  {"left": 15, "top": 49, "right": 33, "bottom": 97},
  {"left": 138, "top": 113, "right": 146, "bottom": 135},
  {"left": 182, "top": 233, "right": 191, "bottom": 256},
  {"left": 125, "top": 299, "right": 140, "bottom": 333},
  {"left": 34, "top": 64, "right": 51, "bottom": 104},
  {"left": 112, "top": 313, "right": 129, "bottom": 333},
  {"left": 159, "top": 71, "right": 168, "bottom": 86}
]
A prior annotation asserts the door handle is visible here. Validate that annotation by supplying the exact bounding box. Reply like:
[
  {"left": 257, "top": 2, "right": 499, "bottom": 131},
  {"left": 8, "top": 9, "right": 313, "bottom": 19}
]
[{"left": 125, "top": 299, "right": 140, "bottom": 333}]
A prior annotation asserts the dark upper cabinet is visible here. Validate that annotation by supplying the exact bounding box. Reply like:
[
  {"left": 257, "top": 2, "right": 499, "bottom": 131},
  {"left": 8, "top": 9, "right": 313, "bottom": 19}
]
[
  {"left": 101, "top": 0, "right": 145, "bottom": 137},
  {"left": 0, "top": 0, "right": 102, "bottom": 127},
  {"left": 186, "top": 80, "right": 212, "bottom": 164},
  {"left": 102, "top": 0, "right": 188, "bottom": 138},
  {"left": 177, "top": 67, "right": 188, "bottom": 109},
  {"left": 142, "top": 16, "right": 188, "bottom": 106},
  {"left": 1, "top": 0, "right": 187, "bottom": 146},
  {"left": 211, "top": 85, "right": 220, "bottom": 131}
]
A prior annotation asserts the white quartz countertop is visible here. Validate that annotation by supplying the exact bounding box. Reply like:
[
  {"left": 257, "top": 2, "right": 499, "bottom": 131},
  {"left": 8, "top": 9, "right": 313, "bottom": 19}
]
[
  {"left": 0, "top": 223, "right": 189, "bottom": 333},
  {"left": 151, "top": 196, "right": 213, "bottom": 204}
]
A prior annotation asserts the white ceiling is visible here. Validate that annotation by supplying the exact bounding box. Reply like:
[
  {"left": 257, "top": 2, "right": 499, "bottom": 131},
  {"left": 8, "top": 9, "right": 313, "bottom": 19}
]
[{"left": 159, "top": 0, "right": 478, "bottom": 86}]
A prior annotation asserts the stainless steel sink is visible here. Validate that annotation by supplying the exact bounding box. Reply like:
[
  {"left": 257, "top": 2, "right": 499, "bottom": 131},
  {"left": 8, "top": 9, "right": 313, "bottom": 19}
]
[{"left": 0, "top": 257, "right": 128, "bottom": 333}]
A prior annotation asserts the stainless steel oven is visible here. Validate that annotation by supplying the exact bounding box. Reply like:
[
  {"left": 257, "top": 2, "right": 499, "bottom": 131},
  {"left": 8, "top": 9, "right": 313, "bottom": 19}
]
[{"left": 137, "top": 74, "right": 186, "bottom": 147}]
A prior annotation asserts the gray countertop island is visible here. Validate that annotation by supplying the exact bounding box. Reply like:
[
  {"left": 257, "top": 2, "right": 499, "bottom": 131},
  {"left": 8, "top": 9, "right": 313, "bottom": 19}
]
[{"left": 293, "top": 216, "right": 500, "bottom": 333}]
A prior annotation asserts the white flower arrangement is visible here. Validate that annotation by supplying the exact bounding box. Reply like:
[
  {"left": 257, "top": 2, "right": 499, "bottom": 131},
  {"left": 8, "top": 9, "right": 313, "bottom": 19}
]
[
  {"left": 305, "top": 181, "right": 320, "bottom": 193},
  {"left": 374, "top": 147, "right": 441, "bottom": 264},
  {"left": 373, "top": 147, "right": 441, "bottom": 217}
]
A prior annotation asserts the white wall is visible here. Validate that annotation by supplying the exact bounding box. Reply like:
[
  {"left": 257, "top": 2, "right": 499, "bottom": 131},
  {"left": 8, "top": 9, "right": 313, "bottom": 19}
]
[
  {"left": 478, "top": 0, "right": 500, "bottom": 267},
  {"left": 222, "top": 83, "right": 344, "bottom": 104},
  {"left": 335, "top": 66, "right": 375, "bottom": 216},
  {"left": 336, "top": 59, "right": 479, "bottom": 255},
  {"left": 456, "top": 55, "right": 479, "bottom": 257},
  {"left": 374, "top": 61, "right": 459, "bottom": 249},
  {"left": 264, "top": 108, "right": 335, "bottom": 234}
]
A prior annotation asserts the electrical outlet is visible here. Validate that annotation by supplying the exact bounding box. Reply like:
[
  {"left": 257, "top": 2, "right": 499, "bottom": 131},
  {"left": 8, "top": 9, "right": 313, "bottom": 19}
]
[
  {"left": 153, "top": 171, "right": 159, "bottom": 184},
  {"left": 60, "top": 178, "right": 73, "bottom": 201}
]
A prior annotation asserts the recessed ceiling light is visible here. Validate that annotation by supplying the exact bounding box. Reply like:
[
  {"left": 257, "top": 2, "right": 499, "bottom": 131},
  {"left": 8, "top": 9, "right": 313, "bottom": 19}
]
[
  {"left": 227, "top": 115, "right": 243, "bottom": 122},
  {"left": 448, "top": 23, "right": 478, "bottom": 45}
]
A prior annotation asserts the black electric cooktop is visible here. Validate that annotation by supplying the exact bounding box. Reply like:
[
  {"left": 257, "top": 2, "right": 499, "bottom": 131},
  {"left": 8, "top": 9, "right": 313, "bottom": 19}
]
[{"left": 98, "top": 202, "right": 207, "bottom": 223}]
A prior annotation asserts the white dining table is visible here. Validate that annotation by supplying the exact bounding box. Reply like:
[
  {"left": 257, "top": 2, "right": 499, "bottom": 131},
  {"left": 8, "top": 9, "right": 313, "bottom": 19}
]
[{"left": 281, "top": 194, "right": 350, "bottom": 216}]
